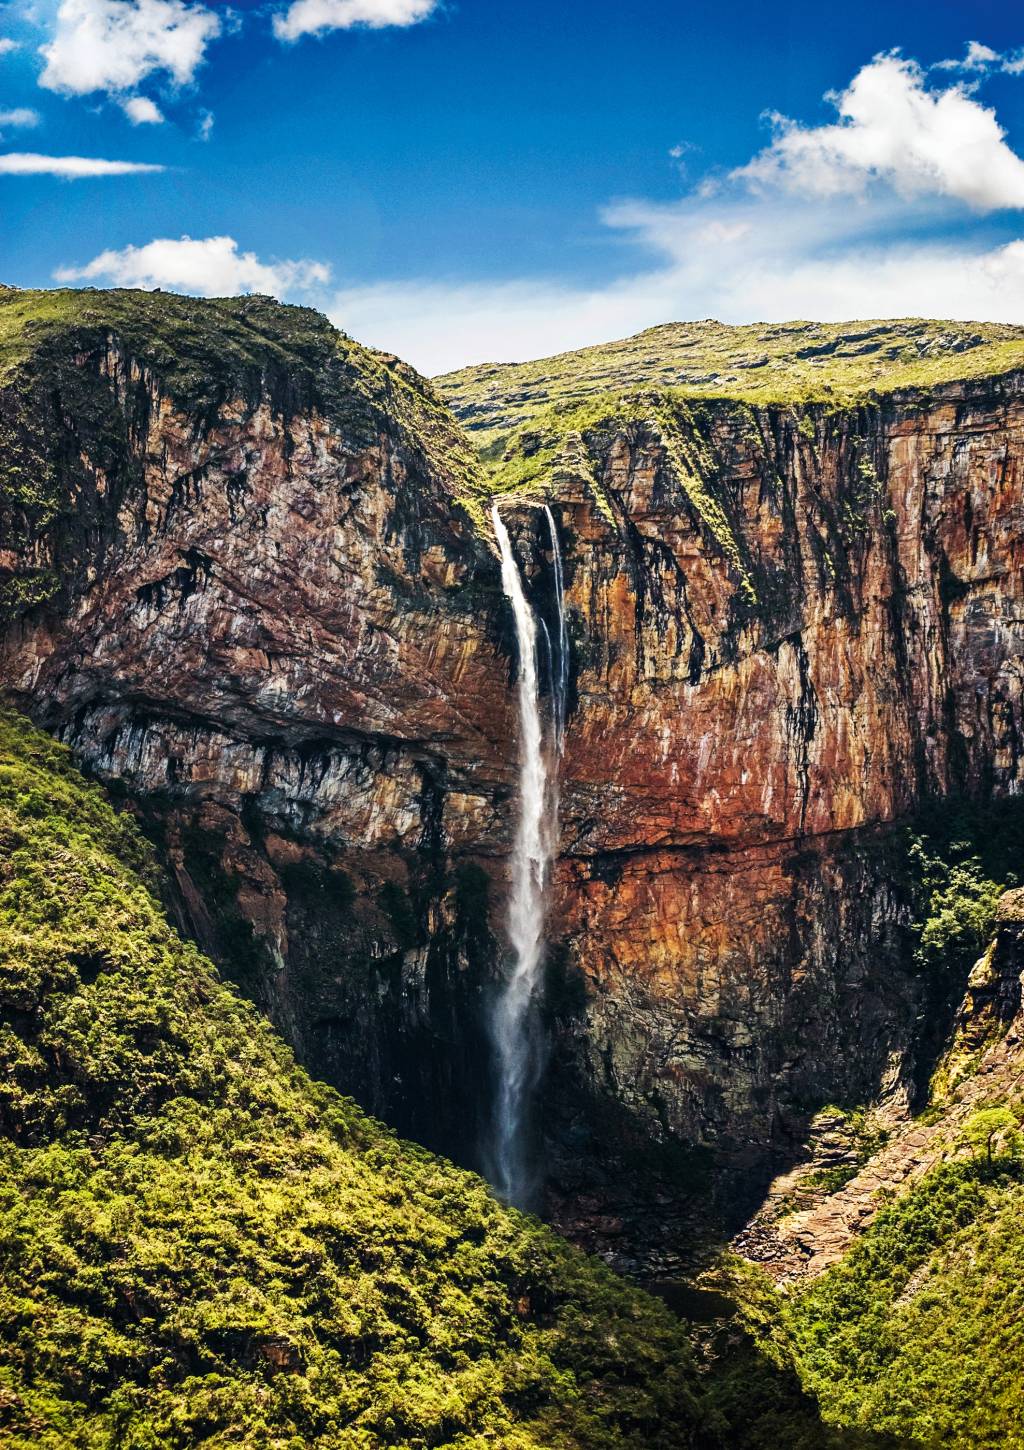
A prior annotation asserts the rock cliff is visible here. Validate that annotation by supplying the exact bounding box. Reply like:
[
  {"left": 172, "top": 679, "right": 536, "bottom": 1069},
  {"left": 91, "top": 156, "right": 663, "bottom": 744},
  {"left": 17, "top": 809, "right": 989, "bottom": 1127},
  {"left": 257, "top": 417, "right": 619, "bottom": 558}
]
[{"left": 5, "top": 290, "right": 1024, "bottom": 1271}]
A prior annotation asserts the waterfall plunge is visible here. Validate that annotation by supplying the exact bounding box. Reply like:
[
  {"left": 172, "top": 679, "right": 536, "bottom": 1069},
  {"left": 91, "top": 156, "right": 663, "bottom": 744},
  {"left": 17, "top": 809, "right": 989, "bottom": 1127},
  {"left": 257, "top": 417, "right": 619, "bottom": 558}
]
[{"left": 489, "top": 503, "right": 565, "bottom": 1207}]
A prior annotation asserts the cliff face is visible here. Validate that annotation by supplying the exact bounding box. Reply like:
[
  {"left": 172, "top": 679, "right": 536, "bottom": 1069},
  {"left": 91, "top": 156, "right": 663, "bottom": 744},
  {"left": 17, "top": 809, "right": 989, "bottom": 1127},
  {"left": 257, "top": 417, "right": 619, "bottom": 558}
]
[
  {"left": 735, "top": 883, "right": 1024, "bottom": 1283},
  {"left": 513, "top": 378, "right": 1024, "bottom": 1262},
  {"left": 0, "top": 290, "right": 516, "bottom": 1166},
  {"left": 5, "top": 291, "right": 1024, "bottom": 1269}
]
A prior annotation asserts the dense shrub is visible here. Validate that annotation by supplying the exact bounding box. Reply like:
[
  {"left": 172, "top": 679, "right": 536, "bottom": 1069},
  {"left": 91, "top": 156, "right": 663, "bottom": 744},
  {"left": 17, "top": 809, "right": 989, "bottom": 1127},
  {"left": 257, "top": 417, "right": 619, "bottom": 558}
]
[{"left": 0, "top": 710, "right": 716, "bottom": 1449}]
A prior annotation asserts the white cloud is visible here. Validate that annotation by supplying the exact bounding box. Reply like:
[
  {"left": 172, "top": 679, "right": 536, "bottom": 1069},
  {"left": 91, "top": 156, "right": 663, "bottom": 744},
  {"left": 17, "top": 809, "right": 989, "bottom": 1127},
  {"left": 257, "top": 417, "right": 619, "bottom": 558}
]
[
  {"left": 330, "top": 228, "right": 1024, "bottom": 376},
  {"left": 55, "top": 234, "right": 332, "bottom": 296},
  {"left": 121, "top": 94, "right": 163, "bottom": 123},
  {"left": 39, "top": 0, "right": 220, "bottom": 98},
  {"left": 735, "top": 51, "right": 1024, "bottom": 211},
  {"left": 0, "top": 108, "right": 40, "bottom": 128},
  {"left": 935, "top": 40, "right": 1024, "bottom": 76},
  {"left": 196, "top": 106, "right": 213, "bottom": 140},
  {"left": 0, "top": 38, "right": 18, "bottom": 55},
  {"left": 326, "top": 51, "right": 1024, "bottom": 374},
  {"left": 273, "top": 0, "right": 437, "bottom": 43},
  {"left": 0, "top": 151, "right": 163, "bottom": 176}
]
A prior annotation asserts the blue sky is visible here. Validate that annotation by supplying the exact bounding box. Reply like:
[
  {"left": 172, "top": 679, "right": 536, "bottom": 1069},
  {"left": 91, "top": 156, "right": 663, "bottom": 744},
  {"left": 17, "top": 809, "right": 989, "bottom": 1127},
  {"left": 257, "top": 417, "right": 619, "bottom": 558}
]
[{"left": 1, "top": 0, "right": 1024, "bottom": 370}]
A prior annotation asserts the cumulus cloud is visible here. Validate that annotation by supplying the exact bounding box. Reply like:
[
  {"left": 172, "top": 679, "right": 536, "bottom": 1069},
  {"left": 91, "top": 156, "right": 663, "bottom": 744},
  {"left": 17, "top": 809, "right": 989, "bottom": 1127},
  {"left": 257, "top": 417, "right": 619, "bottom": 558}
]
[
  {"left": 0, "top": 38, "right": 18, "bottom": 55},
  {"left": 326, "top": 51, "right": 1024, "bottom": 373},
  {"left": 39, "top": 0, "right": 220, "bottom": 98},
  {"left": 121, "top": 94, "right": 164, "bottom": 123},
  {"left": 734, "top": 52, "right": 1024, "bottom": 211},
  {"left": 0, "top": 108, "right": 40, "bottom": 129},
  {"left": 0, "top": 151, "right": 163, "bottom": 176},
  {"left": 273, "top": 0, "right": 437, "bottom": 43},
  {"left": 55, "top": 234, "right": 332, "bottom": 296}
]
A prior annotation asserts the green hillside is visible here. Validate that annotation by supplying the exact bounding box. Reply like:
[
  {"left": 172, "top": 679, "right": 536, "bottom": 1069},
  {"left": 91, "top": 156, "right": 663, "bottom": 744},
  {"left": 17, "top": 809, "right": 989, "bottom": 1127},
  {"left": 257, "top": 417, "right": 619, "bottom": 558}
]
[
  {"left": 431, "top": 319, "right": 1024, "bottom": 518},
  {"left": 783, "top": 1154, "right": 1024, "bottom": 1447},
  {"left": 437, "top": 317, "right": 1024, "bottom": 446},
  {"left": 0, "top": 709, "right": 718, "bottom": 1450}
]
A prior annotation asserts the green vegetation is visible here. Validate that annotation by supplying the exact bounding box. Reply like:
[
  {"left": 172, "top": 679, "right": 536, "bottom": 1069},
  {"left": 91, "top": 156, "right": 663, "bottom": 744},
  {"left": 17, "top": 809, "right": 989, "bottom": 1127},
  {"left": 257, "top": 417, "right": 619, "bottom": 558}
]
[
  {"left": 959, "top": 1105, "right": 1019, "bottom": 1164},
  {"left": 906, "top": 833, "right": 1007, "bottom": 980},
  {"left": 438, "top": 319, "right": 1024, "bottom": 550},
  {"left": 784, "top": 1151, "right": 1024, "bottom": 1447},
  {"left": 0, "top": 709, "right": 720, "bottom": 1449},
  {"left": 438, "top": 317, "right": 1024, "bottom": 449},
  {"left": 715, "top": 805, "right": 1024, "bottom": 1448}
]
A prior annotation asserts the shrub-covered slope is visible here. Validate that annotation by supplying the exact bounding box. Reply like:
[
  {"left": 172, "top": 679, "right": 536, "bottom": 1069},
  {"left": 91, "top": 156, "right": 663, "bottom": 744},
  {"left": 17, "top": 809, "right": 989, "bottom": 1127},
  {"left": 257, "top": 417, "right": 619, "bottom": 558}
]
[
  {"left": 0, "top": 710, "right": 719, "bottom": 1450},
  {"left": 723, "top": 816, "right": 1024, "bottom": 1449},
  {"left": 785, "top": 1155, "right": 1024, "bottom": 1447}
]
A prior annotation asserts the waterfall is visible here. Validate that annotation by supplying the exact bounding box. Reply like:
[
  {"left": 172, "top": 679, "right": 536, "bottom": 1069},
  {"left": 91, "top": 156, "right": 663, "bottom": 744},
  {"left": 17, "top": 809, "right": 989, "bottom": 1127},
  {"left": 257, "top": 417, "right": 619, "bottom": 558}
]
[
  {"left": 489, "top": 502, "right": 562, "bottom": 1207},
  {"left": 544, "top": 505, "right": 569, "bottom": 752}
]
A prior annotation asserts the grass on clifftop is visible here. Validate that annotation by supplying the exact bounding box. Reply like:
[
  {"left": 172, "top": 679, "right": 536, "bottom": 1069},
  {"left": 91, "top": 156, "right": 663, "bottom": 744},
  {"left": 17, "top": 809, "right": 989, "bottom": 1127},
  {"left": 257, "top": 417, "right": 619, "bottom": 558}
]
[
  {"left": 437, "top": 317, "right": 1024, "bottom": 449},
  {"left": 0, "top": 709, "right": 718, "bottom": 1450},
  {"left": 0, "top": 285, "right": 483, "bottom": 524},
  {"left": 436, "top": 318, "right": 1024, "bottom": 546}
]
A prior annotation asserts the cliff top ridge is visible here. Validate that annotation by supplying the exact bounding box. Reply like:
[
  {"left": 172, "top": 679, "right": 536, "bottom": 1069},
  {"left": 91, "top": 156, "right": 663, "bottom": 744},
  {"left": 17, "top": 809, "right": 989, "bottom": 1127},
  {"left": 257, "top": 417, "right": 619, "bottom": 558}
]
[{"left": 437, "top": 317, "right": 1024, "bottom": 448}]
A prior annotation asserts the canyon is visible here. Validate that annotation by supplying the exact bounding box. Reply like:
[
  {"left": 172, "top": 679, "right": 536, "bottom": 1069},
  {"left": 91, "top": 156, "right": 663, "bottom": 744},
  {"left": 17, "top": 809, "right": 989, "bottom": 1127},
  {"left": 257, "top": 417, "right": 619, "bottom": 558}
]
[{"left": 4, "top": 288, "right": 1024, "bottom": 1286}]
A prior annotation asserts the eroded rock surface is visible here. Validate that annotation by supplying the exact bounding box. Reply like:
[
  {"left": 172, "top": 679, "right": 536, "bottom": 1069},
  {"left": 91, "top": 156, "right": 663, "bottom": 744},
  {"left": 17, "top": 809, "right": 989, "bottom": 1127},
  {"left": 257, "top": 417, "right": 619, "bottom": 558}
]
[
  {"left": 5, "top": 291, "right": 1024, "bottom": 1269},
  {"left": 734, "top": 887, "right": 1024, "bottom": 1282}
]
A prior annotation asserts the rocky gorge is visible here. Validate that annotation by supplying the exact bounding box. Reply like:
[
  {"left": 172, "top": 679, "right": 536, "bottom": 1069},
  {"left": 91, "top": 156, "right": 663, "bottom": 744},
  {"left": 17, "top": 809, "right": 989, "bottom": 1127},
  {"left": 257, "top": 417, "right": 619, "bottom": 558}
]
[{"left": 5, "top": 291, "right": 1024, "bottom": 1285}]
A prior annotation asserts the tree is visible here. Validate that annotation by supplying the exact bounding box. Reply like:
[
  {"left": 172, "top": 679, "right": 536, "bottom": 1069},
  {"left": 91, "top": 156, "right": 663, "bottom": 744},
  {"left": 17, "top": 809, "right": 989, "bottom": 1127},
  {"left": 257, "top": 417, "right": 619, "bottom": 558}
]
[{"left": 960, "top": 1106, "right": 1020, "bottom": 1166}]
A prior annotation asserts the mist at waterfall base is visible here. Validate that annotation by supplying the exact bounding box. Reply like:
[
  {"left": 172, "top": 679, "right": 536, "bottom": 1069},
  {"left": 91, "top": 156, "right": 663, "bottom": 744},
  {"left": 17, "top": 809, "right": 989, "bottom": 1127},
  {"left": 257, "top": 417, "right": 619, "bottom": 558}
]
[{"left": 487, "top": 504, "right": 567, "bottom": 1209}]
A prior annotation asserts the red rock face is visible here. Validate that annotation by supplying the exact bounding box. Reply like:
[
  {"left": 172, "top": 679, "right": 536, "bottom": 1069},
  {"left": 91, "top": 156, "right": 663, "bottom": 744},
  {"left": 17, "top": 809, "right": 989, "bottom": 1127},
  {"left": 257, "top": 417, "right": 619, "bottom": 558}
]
[
  {"left": 512, "top": 380, "right": 1024, "bottom": 1260},
  {"left": 5, "top": 313, "right": 1024, "bottom": 1267}
]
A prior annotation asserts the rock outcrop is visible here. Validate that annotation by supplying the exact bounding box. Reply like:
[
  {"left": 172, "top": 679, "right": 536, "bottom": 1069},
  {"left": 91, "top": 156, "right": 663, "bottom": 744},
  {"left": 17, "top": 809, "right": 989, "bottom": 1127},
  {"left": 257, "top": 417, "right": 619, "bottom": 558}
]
[
  {"left": 734, "top": 886, "right": 1024, "bottom": 1282},
  {"left": 5, "top": 291, "right": 1024, "bottom": 1270}
]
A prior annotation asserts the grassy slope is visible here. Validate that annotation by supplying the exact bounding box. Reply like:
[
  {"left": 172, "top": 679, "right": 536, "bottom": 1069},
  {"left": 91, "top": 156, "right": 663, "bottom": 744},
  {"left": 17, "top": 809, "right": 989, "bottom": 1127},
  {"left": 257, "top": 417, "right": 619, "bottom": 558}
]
[
  {"left": 435, "top": 319, "right": 1024, "bottom": 523},
  {"left": 782, "top": 1157, "right": 1024, "bottom": 1448},
  {"left": 0, "top": 710, "right": 718, "bottom": 1450},
  {"left": 437, "top": 317, "right": 1024, "bottom": 446}
]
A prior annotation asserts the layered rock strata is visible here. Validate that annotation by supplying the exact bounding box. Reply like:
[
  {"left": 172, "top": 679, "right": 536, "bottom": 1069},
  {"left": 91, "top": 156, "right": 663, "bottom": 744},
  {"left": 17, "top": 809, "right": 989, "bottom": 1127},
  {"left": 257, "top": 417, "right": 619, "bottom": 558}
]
[{"left": 4, "top": 292, "right": 1024, "bottom": 1267}]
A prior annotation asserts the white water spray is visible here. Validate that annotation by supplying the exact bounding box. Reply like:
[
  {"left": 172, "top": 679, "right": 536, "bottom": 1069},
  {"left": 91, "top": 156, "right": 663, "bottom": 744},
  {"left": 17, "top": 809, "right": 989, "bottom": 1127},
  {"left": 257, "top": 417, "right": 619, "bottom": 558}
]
[
  {"left": 489, "top": 502, "right": 563, "bottom": 1206},
  {"left": 544, "top": 504, "right": 569, "bottom": 753}
]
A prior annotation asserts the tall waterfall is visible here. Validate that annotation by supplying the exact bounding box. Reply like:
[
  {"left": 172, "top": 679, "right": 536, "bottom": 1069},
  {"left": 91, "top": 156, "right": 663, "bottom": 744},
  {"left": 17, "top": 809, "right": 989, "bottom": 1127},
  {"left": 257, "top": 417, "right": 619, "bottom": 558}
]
[
  {"left": 544, "top": 504, "right": 569, "bottom": 753},
  {"left": 489, "top": 502, "right": 563, "bottom": 1207}
]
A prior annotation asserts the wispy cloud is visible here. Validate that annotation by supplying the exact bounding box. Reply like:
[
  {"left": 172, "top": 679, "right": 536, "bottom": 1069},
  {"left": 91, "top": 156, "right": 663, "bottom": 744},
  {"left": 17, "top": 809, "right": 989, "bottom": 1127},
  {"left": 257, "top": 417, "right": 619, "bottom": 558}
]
[
  {"left": 273, "top": 0, "right": 438, "bottom": 43},
  {"left": 39, "top": 0, "right": 221, "bottom": 99},
  {"left": 0, "top": 151, "right": 163, "bottom": 176},
  {"left": 0, "top": 38, "right": 18, "bottom": 56},
  {"left": 0, "top": 108, "right": 41, "bottom": 129},
  {"left": 55, "top": 234, "right": 331, "bottom": 294},
  {"left": 326, "top": 50, "right": 1024, "bottom": 373},
  {"left": 935, "top": 40, "right": 1024, "bottom": 77}
]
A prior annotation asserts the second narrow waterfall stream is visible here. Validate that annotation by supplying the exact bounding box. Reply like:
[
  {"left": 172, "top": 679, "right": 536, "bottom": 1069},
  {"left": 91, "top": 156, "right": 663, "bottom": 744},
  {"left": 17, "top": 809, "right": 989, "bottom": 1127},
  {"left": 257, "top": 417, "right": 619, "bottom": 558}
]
[{"left": 489, "top": 502, "right": 563, "bottom": 1207}]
